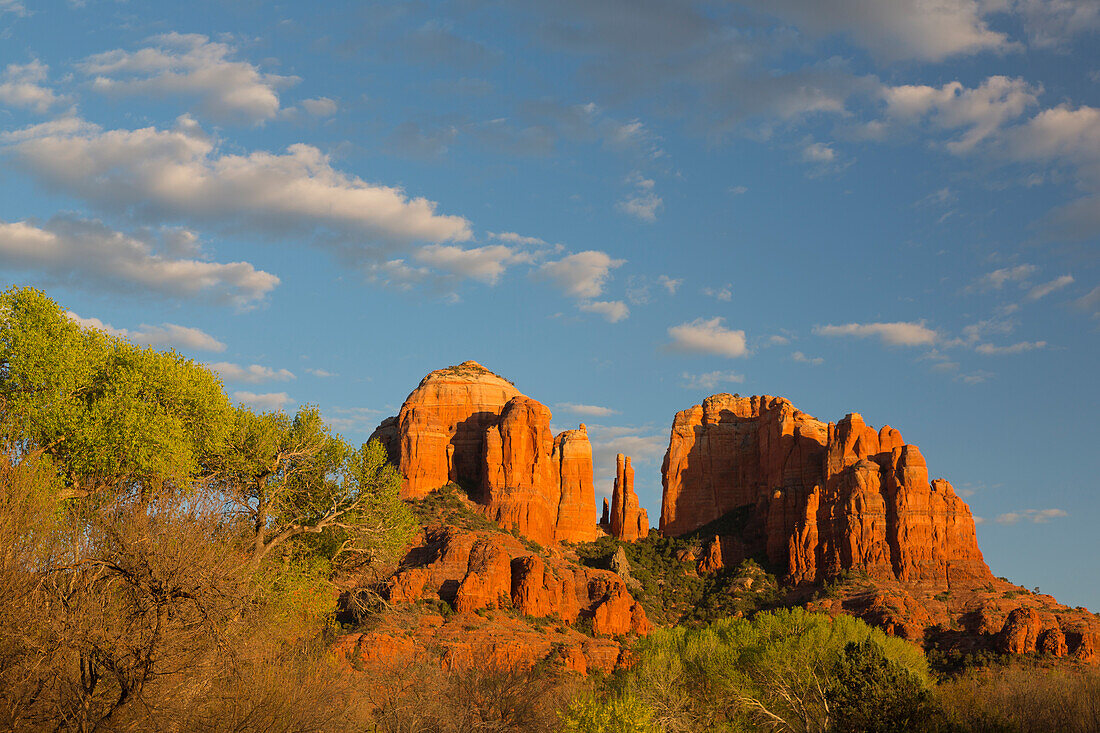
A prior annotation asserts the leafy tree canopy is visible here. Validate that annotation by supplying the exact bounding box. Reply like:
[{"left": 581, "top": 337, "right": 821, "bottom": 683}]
[{"left": 0, "top": 286, "right": 231, "bottom": 497}]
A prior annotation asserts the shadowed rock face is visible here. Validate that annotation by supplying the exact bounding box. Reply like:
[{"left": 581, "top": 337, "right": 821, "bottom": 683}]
[
  {"left": 375, "top": 362, "right": 598, "bottom": 544},
  {"left": 660, "top": 394, "right": 992, "bottom": 589}
]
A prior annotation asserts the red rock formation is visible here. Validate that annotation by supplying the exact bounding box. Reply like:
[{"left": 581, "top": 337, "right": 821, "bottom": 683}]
[
  {"left": 660, "top": 394, "right": 992, "bottom": 589},
  {"left": 698, "top": 535, "right": 724, "bottom": 574},
  {"left": 388, "top": 526, "right": 649, "bottom": 636},
  {"left": 379, "top": 362, "right": 598, "bottom": 544},
  {"left": 552, "top": 425, "right": 599, "bottom": 543},
  {"left": 396, "top": 361, "right": 521, "bottom": 498},
  {"left": 600, "top": 498, "right": 610, "bottom": 527},
  {"left": 610, "top": 454, "right": 649, "bottom": 542}
]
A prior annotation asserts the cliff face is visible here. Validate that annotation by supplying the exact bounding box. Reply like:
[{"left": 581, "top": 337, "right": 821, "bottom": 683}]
[
  {"left": 609, "top": 454, "right": 649, "bottom": 542},
  {"left": 378, "top": 362, "right": 598, "bottom": 544},
  {"left": 660, "top": 394, "right": 992, "bottom": 589}
]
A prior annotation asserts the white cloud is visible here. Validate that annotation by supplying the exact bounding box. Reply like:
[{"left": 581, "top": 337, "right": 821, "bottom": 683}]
[
  {"left": 728, "top": 185, "right": 749, "bottom": 195},
  {"left": 814, "top": 321, "right": 938, "bottom": 346},
  {"left": 1027, "top": 274, "right": 1074, "bottom": 300},
  {"left": 802, "top": 142, "right": 836, "bottom": 163},
  {"left": 489, "top": 231, "right": 546, "bottom": 247},
  {"left": 301, "top": 97, "right": 338, "bottom": 117},
  {"left": 767, "top": 334, "right": 791, "bottom": 346},
  {"left": 80, "top": 33, "right": 295, "bottom": 124},
  {"left": 883, "top": 76, "right": 1040, "bottom": 153},
  {"left": 0, "top": 61, "right": 65, "bottom": 113},
  {"left": 210, "top": 362, "right": 295, "bottom": 383},
  {"left": 0, "top": 0, "right": 26, "bottom": 17},
  {"left": 5, "top": 116, "right": 473, "bottom": 249},
  {"left": 579, "top": 299, "right": 630, "bottom": 322},
  {"left": 305, "top": 368, "right": 336, "bottom": 377},
  {"left": 0, "top": 217, "right": 278, "bottom": 306},
  {"left": 974, "top": 340, "right": 1047, "bottom": 354},
  {"left": 995, "top": 508, "right": 1068, "bottom": 524},
  {"left": 679, "top": 370, "right": 745, "bottom": 390},
  {"left": 792, "top": 351, "right": 824, "bottom": 365},
  {"left": 667, "top": 317, "right": 749, "bottom": 358},
  {"left": 326, "top": 406, "right": 387, "bottom": 433},
  {"left": 413, "top": 243, "right": 533, "bottom": 285},
  {"left": 744, "top": 0, "right": 1008, "bottom": 61},
  {"left": 617, "top": 172, "right": 662, "bottom": 222},
  {"left": 657, "top": 275, "right": 682, "bottom": 294},
  {"left": 556, "top": 402, "right": 619, "bottom": 417},
  {"left": 1014, "top": 0, "right": 1100, "bottom": 50},
  {"left": 703, "top": 284, "right": 733, "bottom": 301},
  {"left": 966, "top": 264, "right": 1037, "bottom": 292},
  {"left": 1075, "top": 285, "right": 1100, "bottom": 318},
  {"left": 66, "top": 311, "right": 226, "bottom": 352},
  {"left": 233, "top": 390, "right": 294, "bottom": 411},
  {"left": 538, "top": 250, "right": 625, "bottom": 299}
]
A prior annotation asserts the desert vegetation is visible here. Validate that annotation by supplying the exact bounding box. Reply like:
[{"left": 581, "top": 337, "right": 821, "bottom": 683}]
[{"left": 0, "top": 285, "right": 1096, "bottom": 732}]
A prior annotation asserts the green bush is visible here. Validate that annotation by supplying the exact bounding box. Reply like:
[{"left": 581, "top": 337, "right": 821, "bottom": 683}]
[{"left": 827, "top": 640, "right": 940, "bottom": 733}]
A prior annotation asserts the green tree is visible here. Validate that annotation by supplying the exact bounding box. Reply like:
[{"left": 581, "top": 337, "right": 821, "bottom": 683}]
[
  {"left": 215, "top": 405, "right": 414, "bottom": 569},
  {"left": 623, "top": 608, "right": 929, "bottom": 733},
  {"left": 826, "top": 640, "right": 939, "bottom": 733},
  {"left": 0, "top": 286, "right": 232, "bottom": 498},
  {"left": 560, "top": 693, "right": 658, "bottom": 733}
]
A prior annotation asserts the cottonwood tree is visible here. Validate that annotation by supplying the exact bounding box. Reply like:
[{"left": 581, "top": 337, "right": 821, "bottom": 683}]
[
  {"left": 0, "top": 286, "right": 232, "bottom": 499},
  {"left": 215, "top": 404, "right": 413, "bottom": 571}
]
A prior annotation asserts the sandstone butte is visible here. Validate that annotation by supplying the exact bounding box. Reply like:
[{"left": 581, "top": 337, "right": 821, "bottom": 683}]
[
  {"left": 370, "top": 361, "right": 599, "bottom": 545},
  {"left": 660, "top": 393, "right": 991, "bottom": 589}
]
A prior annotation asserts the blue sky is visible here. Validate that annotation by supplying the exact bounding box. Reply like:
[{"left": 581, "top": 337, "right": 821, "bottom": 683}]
[{"left": 1, "top": 0, "right": 1098, "bottom": 608}]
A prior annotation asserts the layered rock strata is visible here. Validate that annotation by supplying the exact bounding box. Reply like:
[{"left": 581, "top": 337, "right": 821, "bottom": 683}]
[
  {"left": 660, "top": 394, "right": 992, "bottom": 589},
  {"left": 609, "top": 454, "right": 649, "bottom": 541},
  {"left": 388, "top": 526, "right": 651, "bottom": 637},
  {"left": 375, "top": 362, "right": 598, "bottom": 544}
]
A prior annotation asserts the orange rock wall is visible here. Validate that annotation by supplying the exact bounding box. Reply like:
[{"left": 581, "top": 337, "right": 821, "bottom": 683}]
[
  {"left": 660, "top": 394, "right": 992, "bottom": 588},
  {"left": 610, "top": 454, "right": 649, "bottom": 541},
  {"left": 383, "top": 362, "right": 598, "bottom": 544}
]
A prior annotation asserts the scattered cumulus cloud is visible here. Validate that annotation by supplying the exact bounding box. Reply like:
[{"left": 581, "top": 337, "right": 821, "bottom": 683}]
[
  {"left": 814, "top": 321, "right": 938, "bottom": 346},
  {"left": 792, "top": 351, "right": 824, "bottom": 365},
  {"left": 679, "top": 370, "right": 745, "bottom": 390},
  {"left": 414, "top": 243, "right": 534, "bottom": 285},
  {"left": 79, "top": 33, "right": 296, "bottom": 124},
  {"left": 489, "top": 231, "right": 547, "bottom": 247},
  {"left": 667, "top": 317, "right": 749, "bottom": 358},
  {"left": 0, "top": 60, "right": 65, "bottom": 113},
  {"left": 4, "top": 115, "right": 473, "bottom": 251},
  {"left": 1027, "top": 274, "right": 1074, "bottom": 300},
  {"left": 966, "top": 264, "right": 1037, "bottom": 293},
  {"left": 556, "top": 402, "right": 619, "bottom": 417},
  {"left": 66, "top": 311, "right": 226, "bottom": 352},
  {"left": 995, "top": 508, "right": 1068, "bottom": 524},
  {"left": 974, "top": 340, "right": 1047, "bottom": 355},
  {"left": 300, "top": 97, "right": 337, "bottom": 117},
  {"left": 305, "top": 368, "right": 336, "bottom": 377},
  {"left": 233, "top": 390, "right": 293, "bottom": 411},
  {"left": 579, "top": 299, "right": 630, "bottom": 322},
  {"left": 209, "top": 362, "right": 295, "bottom": 383},
  {"left": 0, "top": 217, "right": 278, "bottom": 307},
  {"left": 802, "top": 141, "right": 836, "bottom": 163},
  {"left": 741, "top": 0, "right": 1009, "bottom": 62},
  {"left": 539, "top": 250, "right": 624, "bottom": 299},
  {"left": 657, "top": 275, "right": 681, "bottom": 294},
  {"left": 617, "top": 172, "right": 662, "bottom": 222},
  {"left": 703, "top": 284, "right": 733, "bottom": 301}
]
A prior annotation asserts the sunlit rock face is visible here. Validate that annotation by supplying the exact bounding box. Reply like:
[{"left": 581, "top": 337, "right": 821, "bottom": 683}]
[
  {"left": 660, "top": 394, "right": 991, "bottom": 588},
  {"left": 375, "top": 361, "right": 597, "bottom": 544}
]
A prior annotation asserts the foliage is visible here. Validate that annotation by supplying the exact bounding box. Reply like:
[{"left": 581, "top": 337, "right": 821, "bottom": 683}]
[
  {"left": 827, "top": 640, "right": 940, "bottom": 732},
  {"left": 936, "top": 665, "right": 1100, "bottom": 733},
  {"left": 560, "top": 692, "right": 658, "bottom": 733},
  {"left": 216, "top": 406, "right": 415, "bottom": 568},
  {"left": 576, "top": 534, "right": 782, "bottom": 626},
  {"left": 607, "top": 608, "right": 929, "bottom": 733},
  {"left": 0, "top": 286, "right": 232, "bottom": 497}
]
